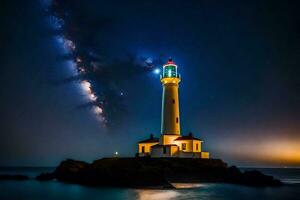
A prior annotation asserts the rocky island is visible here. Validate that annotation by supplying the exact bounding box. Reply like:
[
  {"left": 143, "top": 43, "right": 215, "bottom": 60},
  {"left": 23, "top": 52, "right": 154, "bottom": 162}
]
[{"left": 36, "top": 157, "right": 282, "bottom": 188}]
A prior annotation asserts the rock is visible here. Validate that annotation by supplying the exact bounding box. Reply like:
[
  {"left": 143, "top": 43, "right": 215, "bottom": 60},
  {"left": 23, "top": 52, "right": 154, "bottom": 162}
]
[
  {"left": 224, "top": 166, "right": 243, "bottom": 183},
  {"left": 36, "top": 157, "right": 282, "bottom": 188},
  {"left": 240, "top": 170, "right": 282, "bottom": 186},
  {"left": 224, "top": 167, "right": 282, "bottom": 186},
  {"left": 53, "top": 159, "right": 89, "bottom": 183},
  {"left": 0, "top": 174, "right": 29, "bottom": 180},
  {"left": 35, "top": 172, "right": 55, "bottom": 181},
  {"left": 53, "top": 158, "right": 174, "bottom": 188}
]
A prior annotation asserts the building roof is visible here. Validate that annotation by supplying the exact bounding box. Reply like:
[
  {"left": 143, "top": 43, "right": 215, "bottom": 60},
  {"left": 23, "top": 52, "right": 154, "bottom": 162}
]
[
  {"left": 163, "top": 58, "right": 177, "bottom": 67},
  {"left": 138, "top": 134, "right": 159, "bottom": 144},
  {"left": 151, "top": 144, "right": 178, "bottom": 148},
  {"left": 138, "top": 138, "right": 159, "bottom": 143},
  {"left": 174, "top": 135, "right": 202, "bottom": 141}
]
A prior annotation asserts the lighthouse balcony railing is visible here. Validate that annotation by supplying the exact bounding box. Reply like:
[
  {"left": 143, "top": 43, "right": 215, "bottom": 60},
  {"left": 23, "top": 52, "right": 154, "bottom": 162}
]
[{"left": 160, "top": 74, "right": 181, "bottom": 79}]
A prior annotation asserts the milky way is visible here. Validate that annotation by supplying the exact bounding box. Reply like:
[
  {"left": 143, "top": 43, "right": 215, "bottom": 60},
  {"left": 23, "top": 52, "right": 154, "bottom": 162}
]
[{"left": 45, "top": 0, "right": 162, "bottom": 127}]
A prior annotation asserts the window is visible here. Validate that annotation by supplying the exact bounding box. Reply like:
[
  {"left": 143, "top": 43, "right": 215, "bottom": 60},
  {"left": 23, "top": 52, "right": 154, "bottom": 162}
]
[
  {"left": 168, "top": 69, "right": 172, "bottom": 77},
  {"left": 196, "top": 143, "right": 199, "bottom": 151},
  {"left": 182, "top": 143, "right": 186, "bottom": 150},
  {"left": 163, "top": 65, "right": 177, "bottom": 78},
  {"left": 176, "top": 117, "right": 178, "bottom": 123},
  {"left": 142, "top": 146, "right": 145, "bottom": 153},
  {"left": 172, "top": 99, "right": 175, "bottom": 104},
  {"left": 163, "top": 146, "right": 167, "bottom": 154}
]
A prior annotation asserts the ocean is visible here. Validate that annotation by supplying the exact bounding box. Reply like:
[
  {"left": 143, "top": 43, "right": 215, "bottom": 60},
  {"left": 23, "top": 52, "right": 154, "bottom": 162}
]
[{"left": 0, "top": 167, "right": 299, "bottom": 200}]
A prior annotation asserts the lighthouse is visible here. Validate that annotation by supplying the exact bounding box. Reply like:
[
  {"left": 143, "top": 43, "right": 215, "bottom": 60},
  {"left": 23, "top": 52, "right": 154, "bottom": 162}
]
[
  {"left": 161, "top": 58, "right": 181, "bottom": 136},
  {"left": 159, "top": 59, "right": 183, "bottom": 146},
  {"left": 137, "top": 58, "right": 209, "bottom": 158}
]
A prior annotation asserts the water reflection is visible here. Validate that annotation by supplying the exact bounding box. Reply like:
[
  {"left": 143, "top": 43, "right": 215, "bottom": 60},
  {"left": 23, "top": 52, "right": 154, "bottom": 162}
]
[
  {"left": 172, "top": 183, "right": 205, "bottom": 189},
  {"left": 136, "top": 190, "right": 180, "bottom": 200}
]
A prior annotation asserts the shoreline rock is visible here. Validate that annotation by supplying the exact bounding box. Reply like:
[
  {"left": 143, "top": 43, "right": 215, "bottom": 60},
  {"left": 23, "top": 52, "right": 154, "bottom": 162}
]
[
  {"left": 35, "top": 172, "right": 55, "bottom": 181},
  {"left": 0, "top": 174, "right": 29, "bottom": 181},
  {"left": 36, "top": 157, "right": 282, "bottom": 188}
]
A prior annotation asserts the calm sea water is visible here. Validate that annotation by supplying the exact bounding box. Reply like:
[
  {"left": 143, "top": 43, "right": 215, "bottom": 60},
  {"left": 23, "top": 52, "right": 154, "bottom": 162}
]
[{"left": 0, "top": 167, "right": 299, "bottom": 200}]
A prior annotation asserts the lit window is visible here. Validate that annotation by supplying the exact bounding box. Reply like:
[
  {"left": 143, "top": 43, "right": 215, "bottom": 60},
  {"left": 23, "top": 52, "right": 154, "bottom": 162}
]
[
  {"left": 163, "top": 65, "right": 177, "bottom": 78},
  {"left": 182, "top": 143, "right": 186, "bottom": 150}
]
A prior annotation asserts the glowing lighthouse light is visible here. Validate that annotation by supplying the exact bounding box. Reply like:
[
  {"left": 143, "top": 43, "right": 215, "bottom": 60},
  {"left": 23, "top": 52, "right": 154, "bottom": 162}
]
[{"left": 168, "top": 69, "right": 172, "bottom": 77}]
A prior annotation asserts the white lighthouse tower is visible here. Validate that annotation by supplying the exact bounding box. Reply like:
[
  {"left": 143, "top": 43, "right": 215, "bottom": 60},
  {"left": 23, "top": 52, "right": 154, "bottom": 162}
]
[
  {"left": 137, "top": 58, "right": 209, "bottom": 158},
  {"left": 159, "top": 59, "right": 182, "bottom": 146},
  {"left": 161, "top": 58, "right": 181, "bottom": 135}
]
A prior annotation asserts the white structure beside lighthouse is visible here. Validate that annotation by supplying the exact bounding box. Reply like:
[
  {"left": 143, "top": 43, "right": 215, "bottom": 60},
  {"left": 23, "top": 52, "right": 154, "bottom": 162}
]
[{"left": 137, "top": 59, "right": 209, "bottom": 158}]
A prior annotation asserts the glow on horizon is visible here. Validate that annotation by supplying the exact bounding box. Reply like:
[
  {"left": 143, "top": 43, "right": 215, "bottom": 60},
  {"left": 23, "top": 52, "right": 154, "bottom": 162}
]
[
  {"left": 216, "top": 136, "right": 300, "bottom": 166},
  {"left": 255, "top": 140, "right": 300, "bottom": 164}
]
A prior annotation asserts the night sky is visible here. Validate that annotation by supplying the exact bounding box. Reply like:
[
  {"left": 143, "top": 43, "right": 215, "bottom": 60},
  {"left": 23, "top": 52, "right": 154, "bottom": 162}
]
[{"left": 0, "top": 0, "right": 299, "bottom": 167}]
